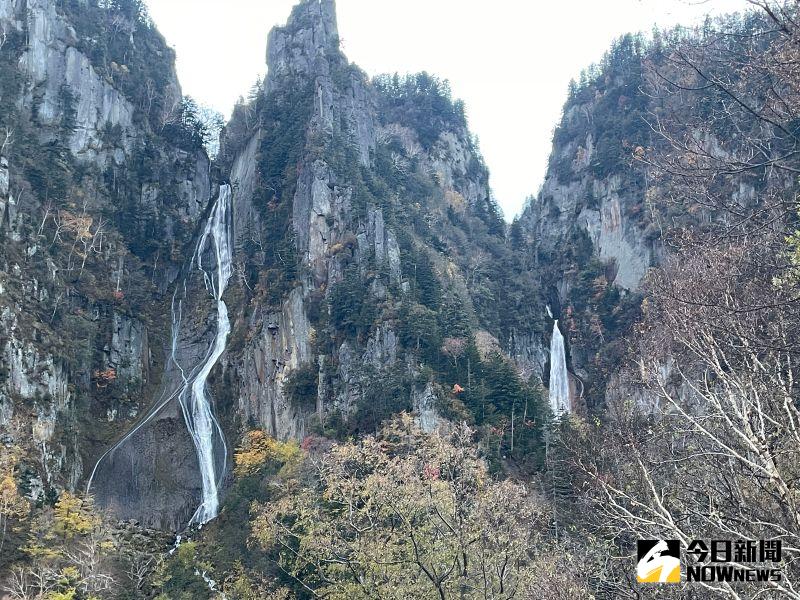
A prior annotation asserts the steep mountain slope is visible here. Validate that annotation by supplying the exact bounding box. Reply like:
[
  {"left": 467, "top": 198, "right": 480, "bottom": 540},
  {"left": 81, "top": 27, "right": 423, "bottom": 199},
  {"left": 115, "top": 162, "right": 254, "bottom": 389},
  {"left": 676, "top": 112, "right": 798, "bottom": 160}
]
[
  {"left": 515, "top": 34, "right": 665, "bottom": 410},
  {"left": 1, "top": 0, "right": 550, "bottom": 536},
  {"left": 5, "top": 0, "right": 799, "bottom": 598},
  {"left": 0, "top": 0, "right": 214, "bottom": 533},
  {"left": 214, "top": 0, "right": 548, "bottom": 471},
  {"left": 515, "top": 19, "right": 786, "bottom": 411}
]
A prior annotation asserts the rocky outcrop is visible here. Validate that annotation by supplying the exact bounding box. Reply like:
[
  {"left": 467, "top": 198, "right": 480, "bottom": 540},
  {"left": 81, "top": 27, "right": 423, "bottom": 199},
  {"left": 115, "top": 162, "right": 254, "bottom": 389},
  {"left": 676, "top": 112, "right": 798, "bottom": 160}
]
[
  {"left": 236, "top": 287, "right": 312, "bottom": 440},
  {"left": 224, "top": 0, "right": 405, "bottom": 439},
  {"left": 524, "top": 171, "right": 653, "bottom": 293},
  {"left": 90, "top": 408, "right": 203, "bottom": 530},
  {"left": 0, "top": 303, "right": 75, "bottom": 500},
  {"left": 0, "top": 0, "right": 216, "bottom": 528},
  {"left": 412, "top": 382, "right": 439, "bottom": 434},
  {"left": 364, "top": 322, "right": 398, "bottom": 368},
  {"left": 2, "top": 0, "right": 542, "bottom": 532},
  {"left": 273, "top": 1, "right": 377, "bottom": 285},
  {"left": 506, "top": 328, "right": 548, "bottom": 380},
  {"left": 0, "top": 155, "right": 21, "bottom": 241},
  {"left": 2, "top": 0, "right": 136, "bottom": 163},
  {"left": 230, "top": 132, "right": 262, "bottom": 251},
  {"left": 267, "top": 0, "right": 374, "bottom": 166},
  {"left": 514, "top": 38, "right": 667, "bottom": 408},
  {"left": 265, "top": 0, "right": 338, "bottom": 91},
  {"left": 107, "top": 312, "right": 149, "bottom": 388}
]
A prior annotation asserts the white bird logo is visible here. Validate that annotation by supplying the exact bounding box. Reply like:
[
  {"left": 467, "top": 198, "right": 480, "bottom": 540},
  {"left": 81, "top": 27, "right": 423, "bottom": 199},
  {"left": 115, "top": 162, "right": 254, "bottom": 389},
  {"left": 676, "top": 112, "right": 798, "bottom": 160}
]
[{"left": 637, "top": 540, "right": 681, "bottom": 583}]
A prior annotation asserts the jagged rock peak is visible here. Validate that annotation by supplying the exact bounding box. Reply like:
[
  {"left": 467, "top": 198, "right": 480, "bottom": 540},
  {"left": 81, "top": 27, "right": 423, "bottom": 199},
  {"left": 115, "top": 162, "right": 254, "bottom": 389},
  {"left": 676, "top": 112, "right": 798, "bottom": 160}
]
[
  {"left": 289, "top": 0, "right": 338, "bottom": 37},
  {"left": 266, "top": 0, "right": 339, "bottom": 88}
]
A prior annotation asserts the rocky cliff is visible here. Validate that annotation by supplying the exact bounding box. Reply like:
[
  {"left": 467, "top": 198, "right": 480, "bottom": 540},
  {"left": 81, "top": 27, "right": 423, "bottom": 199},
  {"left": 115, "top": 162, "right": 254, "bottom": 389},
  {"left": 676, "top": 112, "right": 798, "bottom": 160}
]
[
  {"left": 514, "top": 28, "right": 776, "bottom": 410},
  {"left": 0, "top": 0, "right": 213, "bottom": 530},
  {"left": 218, "top": 0, "right": 523, "bottom": 445},
  {"left": 514, "top": 34, "right": 662, "bottom": 409},
  {"left": 1, "top": 0, "right": 549, "bottom": 533}
]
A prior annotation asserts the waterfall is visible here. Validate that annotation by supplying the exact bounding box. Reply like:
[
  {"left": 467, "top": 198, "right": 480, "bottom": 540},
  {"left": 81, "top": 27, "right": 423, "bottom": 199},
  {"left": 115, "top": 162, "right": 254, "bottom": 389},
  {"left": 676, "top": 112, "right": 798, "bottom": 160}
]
[
  {"left": 88, "top": 185, "right": 233, "bottom": 527},
  {"left": 174, "top": 183, "right": 233, "bottom": 525},
  {"left": 548, "top": 320, "right": 570, "bottom": 416}
]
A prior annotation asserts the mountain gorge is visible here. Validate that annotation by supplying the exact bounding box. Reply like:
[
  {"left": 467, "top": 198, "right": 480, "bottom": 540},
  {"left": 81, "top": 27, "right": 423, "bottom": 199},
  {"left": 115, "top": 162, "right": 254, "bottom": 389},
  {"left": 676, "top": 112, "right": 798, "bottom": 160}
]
[
  {"left": 1, "top": 0, "right": 548, "bottom": 533},
  {"left": 2, "top": 0, "right": 800, "bottom": 598}
]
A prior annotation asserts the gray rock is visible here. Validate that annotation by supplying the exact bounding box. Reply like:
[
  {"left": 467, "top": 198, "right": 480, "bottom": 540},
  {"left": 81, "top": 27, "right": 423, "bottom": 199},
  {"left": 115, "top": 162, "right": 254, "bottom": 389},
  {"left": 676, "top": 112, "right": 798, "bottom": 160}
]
[
  {"left": 266, "top": 0, "right": 375, "bottom": 166},
  {"left": 237, "top": 287, "right": 312, "bottom": 439},
  {"left": 6, "top": 0, "right": 137, "bottom": 163},
  {"left": 412, "top": 383, "right": 439, "bottom": 434},
  {"left": 363, "top": 322, "right": 398, "bottom": 369},
  {"left": 387, "top": 230, "right": 402, "bottom": 283},
  {"left": 90, "top": 405, "right": 204, "bottom": 530},
  {"left": 507, "top": 328, "right": 548, "bottom": 381},
  {"left": 522, "top": 144, "right": 653, "bottom": 293},
  {"left": 0, "top": 156, "right": 8, "bottom": 197},
  {"left": 266, "top": 0, "right": 338, "bottom": 91},
  {"left": 108, "top": 312, "right": 149, "bottom": 387},
  {"left": 231, "top": 132, "right": 262, "bottom": 251}
]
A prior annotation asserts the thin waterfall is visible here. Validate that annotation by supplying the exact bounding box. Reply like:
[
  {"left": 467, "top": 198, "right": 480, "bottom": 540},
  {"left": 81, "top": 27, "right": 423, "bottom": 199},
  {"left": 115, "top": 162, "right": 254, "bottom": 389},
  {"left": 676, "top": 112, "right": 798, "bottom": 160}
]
[
  {"left": 548, "top": 319, "right": 570, "bottom": 416},
  {"left": 175, "top": 183, "right": 233, "bottom": 525},
  {"left": 88, "top": 185, "right": 233, "bottom": 527}
]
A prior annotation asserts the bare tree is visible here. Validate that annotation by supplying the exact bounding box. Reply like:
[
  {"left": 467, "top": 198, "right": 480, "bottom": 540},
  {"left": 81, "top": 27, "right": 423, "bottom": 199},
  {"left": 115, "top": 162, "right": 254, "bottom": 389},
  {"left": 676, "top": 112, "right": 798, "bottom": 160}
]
[
  {"left": 2, "top": 566, "right": 34, "bottom": 600},
  {"left": 36, "top": 199, "right": 53, "bottom": 237},
  {"left": 142, "top": 78, "right": 157, "bottom": 118},
  {"left": 49, "top": 209, "right": 66, "bottom": 248},
  {"left": 1, "top": 127, "right": 13, "bottom": 156},
  {"left": 557, "top": 4, "right": 800, "bottom": 598},
  {"left": 567, "top": 234, "right": 800, "bottom": 598},
  {"left": 63, "top": 528, "right": 115, "bottom": 596},
  {"left": 2, "top": 561, "right": 60, "bottom": 600},
  {"left": 640, "top": 1, "right": 800, "bottom": 249},
  {"left": 121, "top": 548, "right": 159, "bottom": 594}
]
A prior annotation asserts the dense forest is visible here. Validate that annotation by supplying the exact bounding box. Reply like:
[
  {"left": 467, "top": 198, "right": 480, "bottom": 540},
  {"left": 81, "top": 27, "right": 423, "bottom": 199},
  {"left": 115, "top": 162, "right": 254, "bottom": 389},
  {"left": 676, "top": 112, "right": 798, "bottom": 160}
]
[{"left": 2, "top": 0, "right": 800, "bottom": 598}]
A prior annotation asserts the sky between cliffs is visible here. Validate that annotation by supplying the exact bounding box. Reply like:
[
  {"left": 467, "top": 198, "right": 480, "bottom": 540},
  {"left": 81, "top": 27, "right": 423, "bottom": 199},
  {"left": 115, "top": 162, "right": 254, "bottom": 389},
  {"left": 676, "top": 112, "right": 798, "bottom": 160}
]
[{"left": 145, "top": 0, "right": 750, "bottom": 221}]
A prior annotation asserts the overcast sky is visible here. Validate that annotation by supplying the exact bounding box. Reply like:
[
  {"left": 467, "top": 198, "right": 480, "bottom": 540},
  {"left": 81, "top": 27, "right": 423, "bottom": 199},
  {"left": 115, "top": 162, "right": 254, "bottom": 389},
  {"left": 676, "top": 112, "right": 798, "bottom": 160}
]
[{"left": 144, "top": 0, "right": 751, "bottom": 220}]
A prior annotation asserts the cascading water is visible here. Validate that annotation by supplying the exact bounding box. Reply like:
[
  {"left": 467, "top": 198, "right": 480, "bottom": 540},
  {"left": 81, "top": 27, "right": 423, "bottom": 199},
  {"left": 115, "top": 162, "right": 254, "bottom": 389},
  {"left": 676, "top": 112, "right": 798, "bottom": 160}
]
[
  {"left": 88, "top": 185, "right": 233, "bottom": 527},
  {"left": 175, "top": 183, "right": 233, "bottom": 525},
  {"left": 548, "top": 319, "right": 570, "bottom": 416}
]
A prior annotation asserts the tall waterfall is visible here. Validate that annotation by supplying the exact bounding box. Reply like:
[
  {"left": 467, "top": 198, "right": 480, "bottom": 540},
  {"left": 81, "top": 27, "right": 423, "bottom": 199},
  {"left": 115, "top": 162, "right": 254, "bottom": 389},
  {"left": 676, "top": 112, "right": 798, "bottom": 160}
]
[
  {"left": 174, "top": 183, "right": 233, "bottom": 525},
  {"left": 88, "top": 185, "right": 233, "bottom": 527},
  {"left": 548, "top": 320, "right": 570, "bottom": 416}
]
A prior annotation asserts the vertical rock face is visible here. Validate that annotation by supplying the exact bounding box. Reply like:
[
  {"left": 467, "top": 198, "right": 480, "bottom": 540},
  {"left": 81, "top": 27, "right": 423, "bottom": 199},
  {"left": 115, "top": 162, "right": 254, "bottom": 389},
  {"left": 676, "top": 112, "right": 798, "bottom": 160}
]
[
  {"left": 237, "top": 287, "right": 312, "bottom": 440},
  {"left": 2, "top": 0, "right": 540, "bottom": 530},
  {"left": 519, "top": 94, "right": 656, "bottom": 294},
  {"left": 8, "top": 0, "right": 136, "bottom": 162},
  {"left": 266, "top": 0, "right": 374, "bottom": 166},
  {"left": 226, "top": 0, "right": 391, "bottom": 440},
  {"left": 266, "top": 0, "right": 338, "bottom": 90},
  {"left": 412, "top": 382, "right": 439, "bottom": 433},
  {"left": 521, "top": 154, "right": 654, "bottom": 293},
  {"left": 231, "top": 132, "right": 262, "bottom": 251},
  {"left": 220, "top": 0, "right": 506, "bottom": 452},
  {"left": 0, "top": 0, "right": 213, "bottom": 527},
  {"left": 278, "top": 0, "right": 376, "bottom": 283},
  {"left": 108, "top": 312, "right": 149, "bottom": 387},
  {"left": 513, "top": 37, "right": 667, "bottom": 408}
]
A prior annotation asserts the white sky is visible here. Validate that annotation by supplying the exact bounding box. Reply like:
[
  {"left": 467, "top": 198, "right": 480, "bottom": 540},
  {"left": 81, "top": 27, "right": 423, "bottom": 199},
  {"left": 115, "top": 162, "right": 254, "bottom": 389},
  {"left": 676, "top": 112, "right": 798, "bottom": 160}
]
[{"left": 144, "top": 0, "right": 751, "bottom": 220}]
